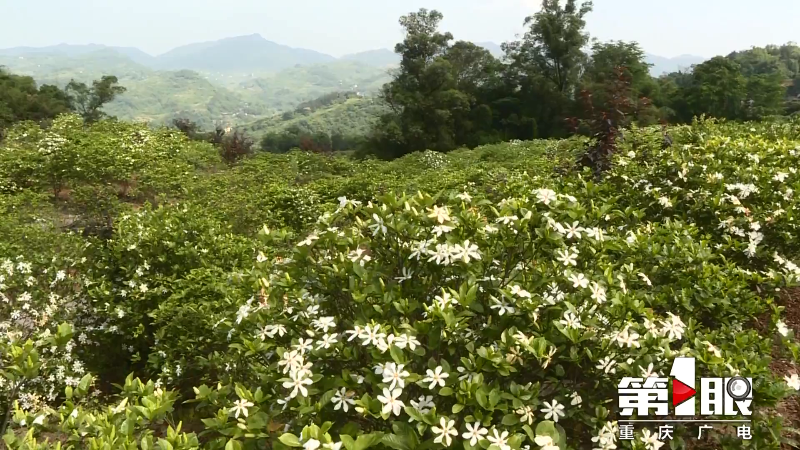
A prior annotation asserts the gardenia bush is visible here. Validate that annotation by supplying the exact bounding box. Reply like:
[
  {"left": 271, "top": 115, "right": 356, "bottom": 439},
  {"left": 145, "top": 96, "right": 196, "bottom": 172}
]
[{"left": 2, "top": 118, "right": 800, "bottom": 450}]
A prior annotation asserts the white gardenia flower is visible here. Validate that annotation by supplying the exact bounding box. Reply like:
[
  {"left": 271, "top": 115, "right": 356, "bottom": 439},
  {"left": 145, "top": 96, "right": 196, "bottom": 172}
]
[
  {"left": 540, "top": 399, "right": 565, "bottom": 422},
  {"left": 451, "top": 240, "right": 481, "bottom": 263},
  {"left": 589, "top": 282, "right": 606, "bottom": 303},
  {"left": 422, "top": 366, "right": 449, "bottom": 389},
  {"left": 393, "top": 333, "right": 421, "bottom": 350},
  {"left": 435, "top": 291, "right": 458, "bottom": 310},
  {"left": 597, "top": 356, "right": 617, "bottom": 375},
  {"left": 556, "top": 248, "right": 578, "bottom": 266},
  {"left": 785, "top": 374, "right": 800, "bottom": 391},
  {"left": 297, "top": 233, "right": 319, "bottom": 247},
  {"left": 312, "top": 316, "right": 336, "bottom": 333},
  {"left": 359, "top": 324, "right": 386, "bottom": 347},
  {"left": 640, "top": 362, "right": 659, "bottom": 379},
  {"left": 278, "top": 350, "right": 303, "bottom": 374},
  {"left": 369, "top": 214, "right": 388, "bottom": 236},
  {"left": 616, "top": 327, "right": 641, "bottom": 348},
  {"left": 382, "top": 363, "right": 410, "bottom": 390},
  {"left": 316, "top": 333, "right": 338, "bottom": 350},
  {"left": 431, "top": 417, "right": 458, "bottom": 447},
  {"left": 294, "top": 338, "right": 314, "bottom": 354},
  {"left": 568, "top": 272, "right": 589, "bottom": 289},
  {"left": 303, "top": 439, "right": 321, "bottom": 450},
  {"left": 638, "top": 272, "right": 652, "bottom": 286},
  {"left": 486, "top": 429, "right": 511, "bottom": 450},
  {"left": 660, "top": 313, "right": 686, "bottom": 341},
  {"left": 457, "top": 192, "right": 472, "bottom": 202},
  {"left": 490, "top": 297, "right": 516, "bottom": 316},
  {"left": 560, "top": 311, "right": 582, "bottom": 330},
  {"left": 410, "top": 395, "right": 435, "bottom": 415},
  {"left": 509, "top": 284, "right": 532, "bottom": 298},
  {"left": 377, "top": 388, "right": 405, "bottom": 416},
  {"left": 428, "top": 205, "right": 451, "bottom": 224},
  {"left": 283, "top": 371, "right": 313, "bottom": 398},
  {"left": 533, "top": 435, "right": 559, "bottom": 450},
  {"left": 231, "top": 398, "right": 254, "bottom": 419},
  {"left": 569, "top": 391, "right": 582, "bottom": 406},
  {"left": 774, "top": 172, "right": 789, "bottom": 182},
  {"left": 535, "top": 188, "right": 557, "bottom": 205},
  {"left": 462, "top": 422, "right": 489, "bottom": 445},
  {"left": 332, "top": 388, "right": 356, "bottom": 411},
  {"left": 640, "top": 428, "right": 665, "bottom": 450},
  {"left": 564, "top": 221, "right": 584, "bottom": 239},
  {"left": 585, "top": 227, "right": 604, "bottom": 241},
  {"left": 778, "top": 320, "right": 791, "bottom": 337},
  {"left": 516, "top": 405, "right": 535, "bottom": 425}
]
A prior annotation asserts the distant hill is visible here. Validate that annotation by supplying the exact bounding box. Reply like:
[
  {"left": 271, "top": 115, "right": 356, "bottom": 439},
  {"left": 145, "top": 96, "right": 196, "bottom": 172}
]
[
  {"left": 241, "top": 92, "right": 389, "bottom": 139},
  {"left": 153, "top": 34, "right": 336, "bottom": 73},
  {"left": 645, "top": 54, "right": 706, "bottom": 76},
  {"left": 104, "top": 69, "right": 271, "bottom": 129},
  {"left": 0, "top": 48, "right": 152, "bottom": 85},
  {"left": 476, "top": 42, "right": 505, "bottom": 58},
  {"left": 0, "top": 49, "right": 270, "bottom": 128},
  {"left": 340, "top": 49, "right": 400, "bottom": 67},
  {"left": 236, "top": 61, "right": 392, "bottom": 111}
]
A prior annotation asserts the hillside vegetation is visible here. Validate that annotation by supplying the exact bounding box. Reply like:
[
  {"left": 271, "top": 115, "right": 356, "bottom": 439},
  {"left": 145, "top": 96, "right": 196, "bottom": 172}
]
[
  {"left": 241, "top": 93, "right": 389, "bottom": 140},
  {"left": 0, "top": 46, "right": 392, "bottom": 128},
  {"left": 2, "top": 114, "right": 800, "bottom": 449}
]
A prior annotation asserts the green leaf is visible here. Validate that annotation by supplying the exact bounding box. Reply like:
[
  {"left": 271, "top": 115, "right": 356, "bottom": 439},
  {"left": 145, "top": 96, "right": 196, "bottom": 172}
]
[
  {"left": 341, "top": 435, "right": 356, "bottom": 450},
  {"left": 439, "top": 387, "right": 454, "bottom": 396},
  {"left": 501, "top": 414, "right": 519, "bottom": 426},
  {"left": 476, "top": 388, "right": 489, "bottom": 409},
  {"left": 405, "top": 406, "right": 424, "bottom": 423},
  {"left": 341, "top": 423, "right": 361, "bottom": 437},
  {"left": 535, "top": 421, "right": 557, "bottom": 440},
  {"left": 452, "top": 404, "right": 465, "bottom": 414},
  {"left": 390, "top": 345, "right": 406, "bottom": 364},
  {"left": 278, "top": 434, "right": 302, "bottom": 447},
  {"left": 354, "top": 433, "right": 385, "bottom": 450},
  {"left": 381, "top": 434, "right": 410, "bottom": 450}
]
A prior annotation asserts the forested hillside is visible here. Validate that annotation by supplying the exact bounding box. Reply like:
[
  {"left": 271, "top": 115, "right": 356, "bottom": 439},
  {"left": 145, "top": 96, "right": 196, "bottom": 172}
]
[
  {"left": 0, "top": 40, "right": 393, "bottom": 128},
  {"left": 241, "top": 92, "right": 388, "bottom": 147}
]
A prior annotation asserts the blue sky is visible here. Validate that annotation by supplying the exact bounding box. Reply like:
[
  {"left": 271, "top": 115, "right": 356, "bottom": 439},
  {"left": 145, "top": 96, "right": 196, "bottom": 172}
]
[{"left": 0, "top": 0, "right": 797, "bottom": 58}]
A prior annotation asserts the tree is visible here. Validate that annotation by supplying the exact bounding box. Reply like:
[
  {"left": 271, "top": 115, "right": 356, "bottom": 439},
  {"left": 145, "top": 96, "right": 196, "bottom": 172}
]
[
  {"left": 0, "top": 68, "right": 73, "bottom": 130},
  {"left": 505, "top": 0, "right": 593, "bottom": 94},
  {"left": 369, "top": 9, "right": 462, "bottom": 157},
  {"left": 682, "top": 57, "right": 748, "bottom": 121},
  {"left": 498, "top": 0, "right": 594, "bottom": 138},
  {"left": 581, "top": 41, "right": 662, "bottom": 125},
  {"left": 65, "top": 75, "right": 126, "bottom": 123}
]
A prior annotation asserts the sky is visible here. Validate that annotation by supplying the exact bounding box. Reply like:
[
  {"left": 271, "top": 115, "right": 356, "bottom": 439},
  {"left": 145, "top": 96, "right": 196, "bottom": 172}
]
[{"left": 0, "top": 0, "right": 797, "bottom": 58}]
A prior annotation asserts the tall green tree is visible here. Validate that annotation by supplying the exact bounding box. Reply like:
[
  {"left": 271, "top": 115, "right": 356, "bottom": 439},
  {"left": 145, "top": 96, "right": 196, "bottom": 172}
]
[
  {"left": 369, "top": 9, "right": 500, "bottom": 157},
  {"left": 499, "top": 0, "right": 594, "bottom": 138},
  {"left": 681, "top": 57, "right": 748, "bottom": 121},
  {"left": 65, "top": 75, "right": 127, "bottom": 124},
  {"left": 0, "top": 68, "right": 73, "bottom": 130},
  {"left": 505, "top": 0, "right": 593, "bottom": 94}
]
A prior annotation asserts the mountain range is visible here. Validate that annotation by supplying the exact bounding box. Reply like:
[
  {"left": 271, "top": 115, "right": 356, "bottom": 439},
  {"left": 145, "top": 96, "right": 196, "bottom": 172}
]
[
  {"left": 0, "top": 34, "right": 704, "bottom": 74},
  {"left": 0, "top": 34, "right": 706, "bottom": 129}
]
